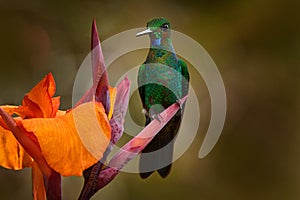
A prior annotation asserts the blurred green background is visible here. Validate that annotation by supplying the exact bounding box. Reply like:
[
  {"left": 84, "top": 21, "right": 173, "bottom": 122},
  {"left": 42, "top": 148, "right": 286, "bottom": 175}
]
[{"left": 0, "top": 0, "right": 299, "bottom": 199}]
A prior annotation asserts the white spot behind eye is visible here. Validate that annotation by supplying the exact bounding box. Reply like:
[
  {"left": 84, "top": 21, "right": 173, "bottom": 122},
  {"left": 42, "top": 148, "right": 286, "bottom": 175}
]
[{"left": 162, "top": 24, "right": 169, "bottom": 29}]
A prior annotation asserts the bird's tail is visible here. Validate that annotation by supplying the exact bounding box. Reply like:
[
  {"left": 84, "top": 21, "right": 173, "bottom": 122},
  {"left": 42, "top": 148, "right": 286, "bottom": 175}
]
[
  {"left": 139, "top": 140, "right": 174, "bottom": 179},
  {"left": 140, "top": 153, "right": 172, "bottom": 179},
  {"left": 139, "top": 112, "right": 181, "bottom": 179},
  {"left": 140, "top": 164, "right": 172, "bottom": 179}
]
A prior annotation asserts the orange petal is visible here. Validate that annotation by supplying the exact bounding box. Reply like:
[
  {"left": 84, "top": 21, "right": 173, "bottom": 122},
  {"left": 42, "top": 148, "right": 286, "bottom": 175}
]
[
  {"left": 0, "top": 105, "right": 33, "bottom": 120},
  {"left": 55, "top": 110, "right": 67, "bottom": 117},
  {"left": 32, "top": 162, "right": 46, "bottom": 200},
  {"left": 22, "top": 96, "right": 44, "bottom": 118},
  {"left": 0, "top": 125, "right": 33, "bottom": 169},
  {"left": 0, "top": 105, "right": 19, "bottom": 115},
  {"left": 0, "top": 106, "right": 18, "bottom": 129},
  {"left": 51, "top": 96, "right": 60, "bottom": 117},
  {"left": 20, "top": 102, "right": 111, "bottom": 176},
  {"left": 108, "top": 86, "right": 116, "bottom": 120},
  {"left": 22, "top": 73, "right": 59, "bottom": 118}
]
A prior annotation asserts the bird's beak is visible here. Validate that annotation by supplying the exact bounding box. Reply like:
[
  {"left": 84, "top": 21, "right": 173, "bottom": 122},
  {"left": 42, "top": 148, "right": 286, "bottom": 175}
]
[{"left": 136, "top": 28, "right": 153, "bottom": 37}]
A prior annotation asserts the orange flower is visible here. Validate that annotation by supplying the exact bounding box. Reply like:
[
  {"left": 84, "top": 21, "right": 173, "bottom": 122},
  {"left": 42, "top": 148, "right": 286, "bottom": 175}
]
[
  {"left": 0, "top": 72, "right": 114, "bottom": 199},
  {"left": 0, "top": 73, "right": 113, "bottom": 175}
]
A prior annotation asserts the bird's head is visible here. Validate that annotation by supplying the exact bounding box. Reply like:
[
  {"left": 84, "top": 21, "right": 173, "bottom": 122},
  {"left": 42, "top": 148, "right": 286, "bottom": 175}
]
[{"left": 136, "top": 17, "right": 171, "bottom": 47}]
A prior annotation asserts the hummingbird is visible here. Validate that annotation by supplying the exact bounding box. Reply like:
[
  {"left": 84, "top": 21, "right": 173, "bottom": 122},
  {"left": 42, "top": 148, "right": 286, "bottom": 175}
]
[{"left": 136, "top": 17, "right": 189, "bottom": 179}]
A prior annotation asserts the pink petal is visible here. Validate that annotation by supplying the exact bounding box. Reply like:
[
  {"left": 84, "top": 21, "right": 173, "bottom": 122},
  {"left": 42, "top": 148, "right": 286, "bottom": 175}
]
[
  {"left": 110, "top": 76, "right": 130, "bottom": 144},
  {"left": 75, "top": 19, "right": 110, "bottom": 113}
]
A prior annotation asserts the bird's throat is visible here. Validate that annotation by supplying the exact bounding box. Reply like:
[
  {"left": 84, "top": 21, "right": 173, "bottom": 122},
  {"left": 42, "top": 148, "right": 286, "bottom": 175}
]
[
  {"left": 150, "top": 38, "right": 174, "bottom": 53},
  {"left": 151, "top": 38, "right": 161, "bottom": 46}
]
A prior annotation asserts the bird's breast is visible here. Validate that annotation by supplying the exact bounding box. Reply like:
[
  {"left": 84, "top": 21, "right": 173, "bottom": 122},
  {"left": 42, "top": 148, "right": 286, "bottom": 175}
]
[{"left": 142, "top": 63, "right": 182, "bottom": 108}]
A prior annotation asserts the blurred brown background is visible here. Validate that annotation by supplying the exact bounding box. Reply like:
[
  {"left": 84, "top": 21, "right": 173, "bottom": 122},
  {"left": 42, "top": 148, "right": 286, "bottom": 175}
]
[{"left": 0, "top": 0, "right": 299, "bottom": 199}]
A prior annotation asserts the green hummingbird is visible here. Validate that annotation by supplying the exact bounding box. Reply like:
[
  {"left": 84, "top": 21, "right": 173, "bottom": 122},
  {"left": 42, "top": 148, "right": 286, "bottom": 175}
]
[{"left": 136, "top": 17, "right": 190, "bottom": 178}]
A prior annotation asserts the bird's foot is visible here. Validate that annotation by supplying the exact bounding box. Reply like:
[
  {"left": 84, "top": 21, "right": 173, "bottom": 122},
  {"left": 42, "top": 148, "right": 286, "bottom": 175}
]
[
  {"left": 141, "top": 108, "right": 163, "bottom": 123},
  {"left": 176, "top": 99, "right": 183, "bottom": 109},
  {"left": 151, "top": 113, "right": 163, "bottom": 123},
  {"left": 141, "top": 108, "right": 148, "bottom": 115}
]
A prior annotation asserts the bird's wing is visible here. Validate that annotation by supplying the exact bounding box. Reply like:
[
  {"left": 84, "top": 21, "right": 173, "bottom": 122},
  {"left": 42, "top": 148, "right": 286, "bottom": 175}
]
[
  {"left": 138, "top": 64, "right": 146, "bottom": 109},
  {"left": 178, "top": 59, "right": 190, "bottom": 97}
]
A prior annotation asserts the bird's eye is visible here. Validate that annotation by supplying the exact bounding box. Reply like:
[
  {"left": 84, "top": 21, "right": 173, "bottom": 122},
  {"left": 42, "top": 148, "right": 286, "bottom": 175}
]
[{"left": 161, "top": 23, "right": 169, "bottom": 29}]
